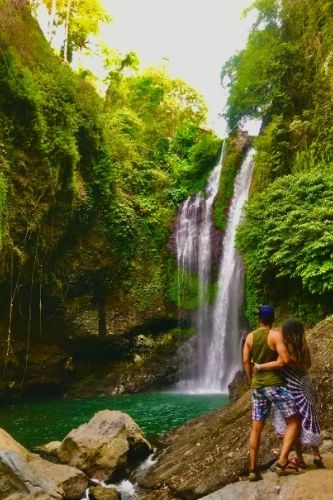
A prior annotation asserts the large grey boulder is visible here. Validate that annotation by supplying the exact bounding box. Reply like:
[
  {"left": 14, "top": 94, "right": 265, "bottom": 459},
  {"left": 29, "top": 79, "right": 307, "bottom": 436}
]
[
  {"left": 0, "top": 427, "right": 88, "bottom": 499},
  {"left": 0, "top": 449, "right": 62, "bottom": 499},
  {"left": 56, "top": 410, "right": 152, "bottom": 480}
]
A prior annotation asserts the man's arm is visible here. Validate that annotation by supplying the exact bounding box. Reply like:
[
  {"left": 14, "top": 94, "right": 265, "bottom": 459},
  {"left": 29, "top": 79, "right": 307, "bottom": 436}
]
[{"left": 242, "top": 334, "right": 253, "bottom": 383}]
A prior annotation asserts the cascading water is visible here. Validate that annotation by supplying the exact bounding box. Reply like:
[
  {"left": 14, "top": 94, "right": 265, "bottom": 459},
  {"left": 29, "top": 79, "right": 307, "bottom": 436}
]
[
  {"left": 175, "top": 144, "right": 226, "bottom": 389},
  {"left": 175, "top": 147, "right": 254, "bottom": 393}
]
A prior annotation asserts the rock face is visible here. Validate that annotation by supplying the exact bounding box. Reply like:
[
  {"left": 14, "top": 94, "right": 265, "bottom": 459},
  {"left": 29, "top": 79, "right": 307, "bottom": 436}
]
[
  {"left": 201, "top": 452, "right": 333, "bottom": 500},
  {"left": 64, "top": 350, "right": 179, "bottom": 399},
  {"left": 0, "top": 427, "right": 88, "bottom": 500},
  {"left": 139, "top": 315, "right": 333, "bottom": 499},
  {"left": 0, "top": 450, "right": 62, "bottom": 500},
  {"left": 55, "top": 410, "right": 152, "bottom": 481},
  {"left": 0, "top": 342, "right": 73, "bottom": 401}
]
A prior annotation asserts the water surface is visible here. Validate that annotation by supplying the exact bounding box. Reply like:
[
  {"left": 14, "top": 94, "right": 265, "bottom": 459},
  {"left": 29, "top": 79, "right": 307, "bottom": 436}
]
[{"left": 0, "top": 392, "right": 228, "bottom": 449}]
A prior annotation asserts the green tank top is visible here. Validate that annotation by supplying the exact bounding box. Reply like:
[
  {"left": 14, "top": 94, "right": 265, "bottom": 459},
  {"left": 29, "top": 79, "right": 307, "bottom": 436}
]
[{"left": 251, "top": 327, "right": 284, "bottom": 389}]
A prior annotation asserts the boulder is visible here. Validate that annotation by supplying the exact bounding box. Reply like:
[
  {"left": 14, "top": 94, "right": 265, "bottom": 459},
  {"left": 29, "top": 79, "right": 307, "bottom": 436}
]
[
  {"left": 32, "top": 457, "right": 88, "bottom": 499},
  {"left": 0, "top": 427, "right": 88, "bottom": 499},
  {"left": 34, "top": 440, "right": 62, "bottom": 462},
  {"left": 57, "top": 410, "right": 152, "bottom": 480},
  {"left": 90, "top": 485, "right": 120, "bottom": 499},
  {"left": 0, "top": 449, "right": 62, "bottom": 499}
]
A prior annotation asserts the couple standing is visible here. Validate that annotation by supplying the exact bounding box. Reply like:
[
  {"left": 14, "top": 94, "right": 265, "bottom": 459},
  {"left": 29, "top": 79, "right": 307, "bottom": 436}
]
[{"left": 243, "top": 305, "right": 324, "bottom": 481}]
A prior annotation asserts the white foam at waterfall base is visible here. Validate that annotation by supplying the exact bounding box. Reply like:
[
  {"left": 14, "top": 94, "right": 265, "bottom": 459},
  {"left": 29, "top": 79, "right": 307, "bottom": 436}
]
[
  {"left": 135, "top": 453, "right": 158, "bottom": 473},
  {"left": 82, "top": 478, "right": 138, "bottom": 500},
  {"left": 175, "top": 147, "right": 254, "bottom": 394}
]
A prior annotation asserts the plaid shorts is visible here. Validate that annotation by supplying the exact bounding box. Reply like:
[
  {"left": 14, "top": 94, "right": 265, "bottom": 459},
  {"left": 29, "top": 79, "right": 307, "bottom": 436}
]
[{"left": 252, "top": 385, "right": 296, "bottom": 421}]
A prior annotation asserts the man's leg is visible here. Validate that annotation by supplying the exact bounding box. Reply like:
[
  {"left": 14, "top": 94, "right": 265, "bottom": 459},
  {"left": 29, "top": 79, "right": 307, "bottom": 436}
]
[
  {"left": 277, "top": 414, "right": 299, "bottom": 466},
  {"left": 269, "top": 386, "right": 299, "bottom": 468},
  {"left": 249, "top": 420, "right": 265, "bottom": 471}
]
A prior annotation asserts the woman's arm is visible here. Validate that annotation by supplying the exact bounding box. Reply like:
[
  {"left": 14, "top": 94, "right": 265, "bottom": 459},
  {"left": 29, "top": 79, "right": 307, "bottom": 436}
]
[
  {"left": 254, "top": 356, "right": 284, "bottom": 372},
  {"left": 255, "top": 356, "right": 307, "bottom": 373}
]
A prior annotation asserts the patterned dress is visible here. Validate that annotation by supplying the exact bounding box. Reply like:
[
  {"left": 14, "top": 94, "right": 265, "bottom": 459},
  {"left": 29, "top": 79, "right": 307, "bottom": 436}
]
[{"left": 273, "top": 367, "right": 321, "bottom": 446}]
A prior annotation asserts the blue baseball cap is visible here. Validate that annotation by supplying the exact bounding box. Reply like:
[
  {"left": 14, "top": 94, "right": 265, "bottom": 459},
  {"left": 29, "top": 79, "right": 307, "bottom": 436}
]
[{"left": 258, "top": 305, "right": 274, "bottom": 321}]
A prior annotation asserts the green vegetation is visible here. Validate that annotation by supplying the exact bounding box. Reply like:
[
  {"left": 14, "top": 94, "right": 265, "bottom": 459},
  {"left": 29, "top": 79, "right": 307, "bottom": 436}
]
[
  {"left": 237, "top": 170, "right": 333, "bottom": 325},
  {"left": 214, "top": 134, "right": 248, "bottom": 230},
  {"left": 221, "top": 0, "right": 333, "bottom": 325},
  {"left": 40, "top": 0, "right": 111, "bottom": 61},
  {"left": 0, "top": 1, "right": 221, "bottom": 347},
  {"left": 168, "top": 267, "right": 218, "bottom": 310}
]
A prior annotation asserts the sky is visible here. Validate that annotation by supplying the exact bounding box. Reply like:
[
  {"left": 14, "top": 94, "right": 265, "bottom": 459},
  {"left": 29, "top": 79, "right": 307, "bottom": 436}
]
[
  {"left": 98, "top": 0, "right": 258, "bottom": 136},
  {"left": 37, "top": 0, "right": 260, "bottom": 136}
]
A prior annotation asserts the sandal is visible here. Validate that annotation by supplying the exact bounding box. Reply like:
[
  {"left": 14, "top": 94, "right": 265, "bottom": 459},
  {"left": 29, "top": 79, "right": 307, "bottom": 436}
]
[
  {"left": 314, "top": 457, "right": 325, "bottom": 469},
  {"left": 290, "top": 456, "right": 307, "bottom": 470},
  {"left": 274, "top": 459, "right": 299, "bottom": 476},
  {"left": 248, "top": 469, "right": 263, "bottom": 481}
]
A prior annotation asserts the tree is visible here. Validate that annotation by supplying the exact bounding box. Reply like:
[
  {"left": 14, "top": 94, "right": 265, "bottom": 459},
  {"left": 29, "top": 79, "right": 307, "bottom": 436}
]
[{"left": 42, "top": 0, "right": 111, "bottom": 61}]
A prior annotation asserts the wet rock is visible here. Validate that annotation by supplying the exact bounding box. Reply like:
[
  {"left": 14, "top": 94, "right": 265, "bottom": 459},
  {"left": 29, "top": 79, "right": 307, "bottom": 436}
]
[
  {"left": 34, "top": 440, "right": 62, "bottom": 462},
  {"left": 90, "top": 485, "right": 120, "bottom": 499},
  {"left": 56, "top": 410, "right": 152, "bottom": 481},
  {"left": 64, "top": 332, "right": 181, "bottom": 399},
  {"left": 228, "top": 370, "right": 248, "bottom": 402},
  {"left": 138, "top": 390, "right": 280, "bottom": 498}
]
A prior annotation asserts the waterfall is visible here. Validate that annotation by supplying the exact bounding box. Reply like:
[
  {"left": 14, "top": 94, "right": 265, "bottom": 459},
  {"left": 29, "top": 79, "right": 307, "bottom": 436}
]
[
  {"left": 175, "top": 147, "right": 254, "bottom": 393},
  {"left": 175, "top": 144, "right": 225, "bottom": 388}
]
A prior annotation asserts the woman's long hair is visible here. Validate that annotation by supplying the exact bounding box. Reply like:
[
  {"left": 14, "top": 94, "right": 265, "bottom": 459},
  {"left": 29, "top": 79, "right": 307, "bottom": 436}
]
[{"left": 282, "top": 318, "right": 307, "bottom": 363}]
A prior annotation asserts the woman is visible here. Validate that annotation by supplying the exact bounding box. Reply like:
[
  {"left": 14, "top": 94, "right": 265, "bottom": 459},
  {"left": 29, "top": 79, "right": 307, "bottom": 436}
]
[{"left": 254, "top": 318, "right": 325, "bottom": 469}]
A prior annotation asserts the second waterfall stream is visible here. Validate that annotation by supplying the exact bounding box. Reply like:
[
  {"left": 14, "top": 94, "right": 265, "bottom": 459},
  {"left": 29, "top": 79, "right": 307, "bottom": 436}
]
[{"left": 175, "top": 146, "right": 255, "bottom": 393}]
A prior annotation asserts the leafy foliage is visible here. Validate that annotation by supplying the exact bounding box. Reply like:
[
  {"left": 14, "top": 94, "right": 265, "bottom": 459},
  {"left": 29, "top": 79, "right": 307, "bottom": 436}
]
[
  {"left": 214, "top": 135, "right": 248, "bottom": 230},
  {"left": 237, "top": 170, "right": 333, "bottom": 324},
  {"left": 222, "top": 0, "right": 333, "bottom": 181},
  {"left": 42, "top": 0, "right": 111, "bottom": 60},
  {"left": 0, "top": 1, "right": 221, "bottom": 341}
]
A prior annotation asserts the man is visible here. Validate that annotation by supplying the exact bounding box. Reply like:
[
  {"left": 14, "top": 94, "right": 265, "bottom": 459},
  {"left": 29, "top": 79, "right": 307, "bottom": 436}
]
[{"left": 243, "top": 305, "right": 299, "bottom": 481}]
